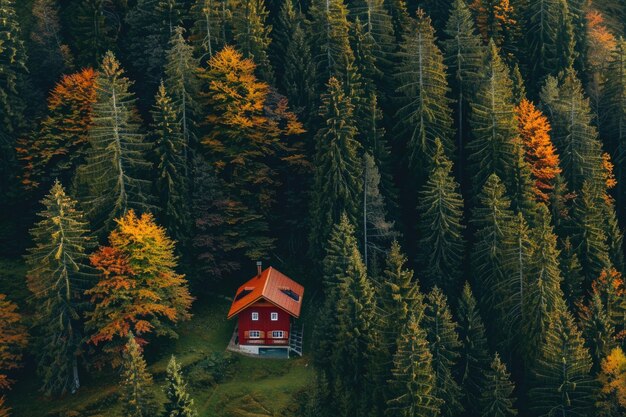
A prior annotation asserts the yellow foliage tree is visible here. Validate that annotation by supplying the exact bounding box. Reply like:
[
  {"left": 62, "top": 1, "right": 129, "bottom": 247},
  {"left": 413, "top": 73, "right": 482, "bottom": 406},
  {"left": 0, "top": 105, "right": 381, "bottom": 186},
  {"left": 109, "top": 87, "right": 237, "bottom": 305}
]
[
  {"left": 598, "top": 347, "right": 626, "bottom": 414},
  {"left": 0, "top": 294, "right": 27, "bottom": 390}
]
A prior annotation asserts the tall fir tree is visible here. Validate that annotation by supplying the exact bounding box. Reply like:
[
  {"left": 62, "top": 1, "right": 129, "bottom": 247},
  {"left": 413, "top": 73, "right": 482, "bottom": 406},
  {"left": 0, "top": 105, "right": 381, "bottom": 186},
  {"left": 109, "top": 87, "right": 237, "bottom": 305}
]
[
  {"left": 578, "top": 292, "right": 617, "bottom": 372},
  {"left": 416, "top": 139, "right": 465, "bottom": 295},
  {"left": 163, "top": 355, "right": 198, "bottom": 417},
  {"left": 423, "top": 287, "right": 464, "bottom": 417},
  {"left": 468, "top": 41, "right": 518, "bottom": 196},
  {"left": 309, "top": 77, "right": 363, "bottom": 260},
  {"left": 457, "top": 282, "right": 491, "bottom": 416},
  {"left": 230, "top": 0, "right": 274, "bottom": 82},
  {"left": 385, "top": 312, "right": 441, "bottom": 417},
  {"left": 479, "top": 353, "right": 517, "bottom": 417},
  {"left": 529, "top": 304, "right": 596, "bottom": 417},
  {"left": 443, "top": 0, "right": 485, "bottom": 173},
  {"left": 346, "top": 0, "right": 395, "bottom": 69},
  {"left": 25, "top": 181, "right": 94, "bottom": 396},
  {"left": 76, "top": 52, "right": 152, "bottom": 235},
  {"left": 120, "top": 333, "right": 158, "bottom": 417},
  {"left": 190, "top": 0, "right": 231, "bottom": 60},
  {"left": 150, "top": 82, "right": 191, "bottom": 245},
  {"left": 395, "top": 9, "right": 454, "bottom": 179}
]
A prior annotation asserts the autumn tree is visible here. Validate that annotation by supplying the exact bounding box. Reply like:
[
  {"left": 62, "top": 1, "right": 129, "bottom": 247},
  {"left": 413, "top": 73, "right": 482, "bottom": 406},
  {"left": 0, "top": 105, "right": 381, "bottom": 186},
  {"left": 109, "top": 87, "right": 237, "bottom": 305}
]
[
  {"left": 86, "top": 211, "right": 193, "bottom": 364},
  {"left": 515, "top": 98, "right": 561, "bottom": 202},
  {"left": 469, "top": 0, "right": 518, "bottom": 61},
  {"left": 120, "top": 333, "right": 158, "bottom": 417},
  {"left": 597, "top": 347, "right": 626, "bottom": 416},
  {"left": 76, "top": 52, "right": 152, "bottom": 235},
  {"left": 0, "top": 293, "right": 27, "bottom": 390},
  {"left": 309, "top": 77, "right": 362, "bottom": 260},
  {"left": 479, "top": 353, "right": 517, "bottom": 417},
  {"left": 163, "top": 355, "right": 197, "bottom": 417},
  {"left": 25, "top": 181, "right": 94, "bottom": 396},
  {"left": 199, "top": 46, "right": 304, "bottom": 266},
  {"left": 18, "top": 68, "right": 97, "bottom": 190}
]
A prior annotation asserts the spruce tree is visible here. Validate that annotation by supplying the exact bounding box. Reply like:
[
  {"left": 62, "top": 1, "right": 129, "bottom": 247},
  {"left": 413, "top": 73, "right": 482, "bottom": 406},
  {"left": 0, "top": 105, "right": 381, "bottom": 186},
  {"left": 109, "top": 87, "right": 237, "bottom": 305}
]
[
  {"left": 309, "top": 77, "right": 363, "bottom": 260},
  {"left": 416, "top": 139, "right": 465, "bottom": 295},
  {"left": 76, "top": 52, "right": 152, "bottom": 235},
  {"left": 479, "top": 353, "right": 517, "bottom": 417},
  {"left": 120, "top": 334, "right": 158, "bottom": 417},
  {"left": 163, "top": 356, "right": 197, "bottom": 417},
  {"left": 529, "top": 305, "right": 596, "bottom": 417},
  {"left": 150, "top": 82, "right": 191, "bottom": 245},
  {"left": 231, "top": 0, "right": 274, "bottom": 82},
  {"left": 395, "top": 9, "right": 454, "bottom": 178},
  {"left": 347, "top": 0, "right": 395, "bottom": 69},
  {"left": 423, "top": 287, "right": 464, "bottom": 417},
  {"left": 25, "top": 181, "right": 93, "bottom": 396},
  {"left": 190, "top": 0, "right": 231, "bottom": 60},
  {"left": 443, "top": 0, "right": 484, "bottom": 171},
  {"left": 64, "top": 0, "right": 118, "bottom": 66},
  {"left": 457, "top": 282, "right": 490, "bottom": 416},
  {"left": 468, "top": 41, "right": 518, "bottom": 195},
  {"left": 578, "top": 292, "right": 617, "bottom": 372},
  {"left": 386, "top": 312, "right": 441, "bottom": 417}
]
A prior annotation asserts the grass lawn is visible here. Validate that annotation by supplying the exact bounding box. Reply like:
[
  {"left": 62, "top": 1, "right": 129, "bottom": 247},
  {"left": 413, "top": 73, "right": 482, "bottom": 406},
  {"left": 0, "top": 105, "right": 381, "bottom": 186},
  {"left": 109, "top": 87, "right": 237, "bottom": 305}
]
[{"left": 5, "top": 292, "right": 314, "bottom": 417}]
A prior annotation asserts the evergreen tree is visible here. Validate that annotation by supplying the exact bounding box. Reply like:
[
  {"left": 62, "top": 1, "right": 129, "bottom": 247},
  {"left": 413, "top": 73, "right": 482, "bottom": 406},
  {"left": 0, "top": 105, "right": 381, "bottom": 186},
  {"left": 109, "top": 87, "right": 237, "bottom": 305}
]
[
  {"left": 479, "top": 353, "right": 517, "bottom": 417},
  {"left": 416, "top": 139, "right": 465, "bottom": 295},
  {"left": 510, "top": 64, "right": 526, "bottom": 104},
  {"left": 567, "top": 0, "right": 588, "bottom": 78},
  {"left": 76, "top": 52, "right": 152, "bottom": 235},
  {"left": 469, "top": 0, "right": 519, "bottom": 62},
  {"left": 163, "top": 356, "right": 197, "bottom": 417},
  {"left": 395, "top": 9, "right": 454, "bottom": 178},
  {"left": 120, "top": 333, "right": 158, "bottom": 417},
  {"left": 443, "top": 0, "right": 484, "bottom": 172},
  {"left": 529, "top": 305, "right": 596, "bottom": 417},
  {"left": 525, "top": 0, "right": 575, "bottom": 89},
  {"left": 418, "top": 0, "right": 454, "bottom": 36},
  {"left": 578, "top": 292, "right": 617, "bottom": 372},
  {"left": 560, "top": 237, "right": 585, "bottom": 305},
  {"left": 231, "top": 0, "right": 274, "bottom": 82},
  {"left": 190, "top": 0, "right": 231, "bottom": 60},
  {"left": 423, "top": 287, "right": 464, "bottom": 417},
  {"left": 164, "top": 26, "right": 201, "bottom": 169},
  {"left": 309, "top": 77, "right": 362, "bottom": 260},
  {"left": 386, "top": 312, "right": 441, "bottom": 417},
  {"left": 346, "top": 0, "right": 395, "bottom": 68},
  {"left": 457, "top": 282, "right": 490, "bottom": 416},
  {"left": 468, "top": 41, "right": 518, "bottom": 195},
  {"left": 25, "top": 181, "right": 93, "bottom": 396},
  {"left": 150, "top": 82, "right": 191, "bottom": 245}
]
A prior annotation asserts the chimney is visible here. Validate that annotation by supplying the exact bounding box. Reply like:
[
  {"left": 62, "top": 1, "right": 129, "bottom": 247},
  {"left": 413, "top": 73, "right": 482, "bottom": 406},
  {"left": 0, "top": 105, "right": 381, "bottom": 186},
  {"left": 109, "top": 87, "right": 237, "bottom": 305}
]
[{"left": 256, "top": 261, "right": 262, "bottom": 276}]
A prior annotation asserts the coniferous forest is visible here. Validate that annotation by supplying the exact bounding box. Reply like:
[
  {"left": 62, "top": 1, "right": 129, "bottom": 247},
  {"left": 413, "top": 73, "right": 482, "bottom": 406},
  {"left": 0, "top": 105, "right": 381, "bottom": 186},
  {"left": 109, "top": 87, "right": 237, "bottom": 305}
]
[{"left": 2, "top": 0, "right": 626, "bottom": 416}]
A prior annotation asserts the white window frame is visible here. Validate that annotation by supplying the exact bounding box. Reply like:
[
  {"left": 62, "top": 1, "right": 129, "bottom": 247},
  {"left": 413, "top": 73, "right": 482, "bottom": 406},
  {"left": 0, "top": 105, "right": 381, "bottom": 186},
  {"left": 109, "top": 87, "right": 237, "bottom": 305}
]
[
  {"left": 251, "top": 312, "right": 259, "bottom": 321},
  {"left": 249, "top": 330, "right": 261, "bottom": 339},
  {"left": 271, "top": 312, "right": 278, "bottom": 321},
  {"left": 272, "top": 331, "right": 285, "bottom": 339}
]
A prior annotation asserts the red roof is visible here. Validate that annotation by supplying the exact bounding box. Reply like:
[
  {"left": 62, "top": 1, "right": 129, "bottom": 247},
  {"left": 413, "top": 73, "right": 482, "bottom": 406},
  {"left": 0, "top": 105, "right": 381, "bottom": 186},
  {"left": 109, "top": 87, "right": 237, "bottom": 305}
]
[{"left": 227, "top": 267, "right": 304, "bottom": 319}]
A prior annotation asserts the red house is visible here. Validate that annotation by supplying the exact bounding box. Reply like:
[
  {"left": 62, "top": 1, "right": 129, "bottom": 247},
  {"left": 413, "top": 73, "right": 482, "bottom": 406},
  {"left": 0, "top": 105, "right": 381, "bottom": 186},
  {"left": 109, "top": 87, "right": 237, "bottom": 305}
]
[{"left": 227, "top": 263, "right": 304, "bottom": 358}]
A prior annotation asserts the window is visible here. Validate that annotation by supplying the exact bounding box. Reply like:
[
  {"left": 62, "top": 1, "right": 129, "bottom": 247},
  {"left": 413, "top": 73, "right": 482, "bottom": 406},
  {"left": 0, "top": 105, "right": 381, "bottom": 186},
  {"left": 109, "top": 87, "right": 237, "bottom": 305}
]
[
  {"left": 280, "top": 288, "right": 300, "bottom": 301},
  {"left": 271, "top": 312, "right": 278, "bottom": 321},
  {"left": 249, "top": 330, "right": 261, "bottom": 339},
  {"left": 272, "top": 331, "right": 285, "bottom": 339},
  {"left": 251, "top": 312, "right": 259, "bottom": 321}
]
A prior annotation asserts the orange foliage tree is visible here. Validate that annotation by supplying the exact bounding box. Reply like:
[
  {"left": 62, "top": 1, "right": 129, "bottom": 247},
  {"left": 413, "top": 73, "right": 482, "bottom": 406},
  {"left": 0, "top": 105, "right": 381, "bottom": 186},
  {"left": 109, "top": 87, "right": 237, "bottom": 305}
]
[
  {"left": 470, "top": 0, "right": 516, "bottom": 54},
  {"left": 17, "top": 68, "right": 97, "bottom": 189},
  {"left": 0, "top": 396, "right": 9, "bottom": 417},
  {"left": 86, "top": 210, "right": 193, "bottom": 365},
  {"left": 0, "top": 294, "right": 27, "bottom": 390},
  {"left": 592, "top": 267, "right": 626, "bottom": 341},
  {"left": 598, "top": 347, "right": 626, "bottom": 414},
  {"left": 515, "top": 98, "right": 561, "bottom": 202}
]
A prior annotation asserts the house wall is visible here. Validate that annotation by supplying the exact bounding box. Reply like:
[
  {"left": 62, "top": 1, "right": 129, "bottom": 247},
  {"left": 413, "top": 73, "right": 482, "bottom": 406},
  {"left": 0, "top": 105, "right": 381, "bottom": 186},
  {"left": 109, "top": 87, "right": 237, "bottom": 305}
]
[{"left": 237, "top": 300, "right": 291, "bottom": 347}]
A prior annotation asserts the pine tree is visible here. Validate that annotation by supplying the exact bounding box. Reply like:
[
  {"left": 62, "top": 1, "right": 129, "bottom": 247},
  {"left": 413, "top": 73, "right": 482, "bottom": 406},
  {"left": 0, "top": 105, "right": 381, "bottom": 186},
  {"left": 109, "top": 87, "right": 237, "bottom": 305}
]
[
  {"left": 479, "top": 353, "right": 517, "bottom": 417},
  {"left": 395, "top": 9, "right": 454, "bottom": 178},
  {"left": 423, "top": 287, "right": 464, "bottom": 417},
  {"left": 86, "top": 211, "right": 193, "bottom": 365},
  {"left": 416, "top": 139, "right": 465, "bottom": 295},
  {"left": 443, "top": 0, "right": 484, "bottom": 172},
  {"left": 525, "top": 0, "right": 575, "bottom": 89},
  {"left": 17, "top": 68, "right": 97, "bottom": 190},
  {"left": 515, "top": 98, "right": 561, "bottom": 202},
  {"left": 151, "top": 82, "right": 191, "bottom": 245},
  {"left": 164, "top": 26, "right": 201, "bottom": 169},
  {"left": 578, "top": 292, "right": 617, "bottom": 372},
  {"left": 540, "top": 69, "right": 604, "bottom": 193},
  {"left": 76, "top": 52, "right": 152, "bottom": 235},
  {"left": 120, "top": 333, "right": 158, "bottom": 417},
  {"left": 457, "top": 282, "right": 490, "bottom": 416},
  {"left": 309, "top": 77, "right": 362, "bottom": 260},
  {"left": 163, "top": 355, "right": 197, "bottom": 417},
  {"left": 231, "top": 0, "right": 274, "bottom": 82},
  {"left": 529, "top": 305, "right": 596, "bottom": 417},
  {"left": 386, "top": 312, "right": 441, "bottom": 417},
  {"left": 0, "top": 293, "right": 27, "bottom": 390},
  {"left": 190, "top": 0, "right": 231, "bottom": 60},
  {"left": 468, "top": 41, "right": 518, "bottom": 195},
  {"left": 25, "top": 181, "right": 93, "bottom": 396}
]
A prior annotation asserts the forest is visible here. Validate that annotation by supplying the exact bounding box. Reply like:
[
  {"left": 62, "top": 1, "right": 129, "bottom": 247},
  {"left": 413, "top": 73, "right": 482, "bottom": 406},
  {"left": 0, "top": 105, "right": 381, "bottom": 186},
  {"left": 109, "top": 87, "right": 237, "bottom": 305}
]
[{"left": 1, "top": 0, "right": 626, "bottom": 416}]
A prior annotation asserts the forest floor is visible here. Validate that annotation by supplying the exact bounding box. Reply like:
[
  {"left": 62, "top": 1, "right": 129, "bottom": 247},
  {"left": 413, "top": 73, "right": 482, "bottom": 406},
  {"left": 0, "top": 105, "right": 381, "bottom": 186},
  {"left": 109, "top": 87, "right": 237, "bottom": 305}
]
[{"left": 1, "top": 259, "right": 315, "bottom": 417}]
